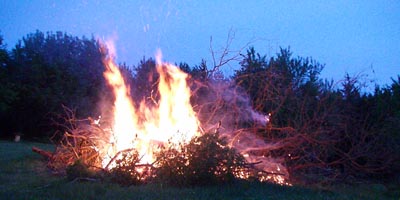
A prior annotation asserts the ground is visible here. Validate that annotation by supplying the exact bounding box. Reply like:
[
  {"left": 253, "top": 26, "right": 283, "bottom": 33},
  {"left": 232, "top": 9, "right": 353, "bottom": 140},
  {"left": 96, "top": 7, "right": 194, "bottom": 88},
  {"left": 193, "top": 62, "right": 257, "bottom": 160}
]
[{"left": 0, "top": 140, "right": 398, "bottom": 200}]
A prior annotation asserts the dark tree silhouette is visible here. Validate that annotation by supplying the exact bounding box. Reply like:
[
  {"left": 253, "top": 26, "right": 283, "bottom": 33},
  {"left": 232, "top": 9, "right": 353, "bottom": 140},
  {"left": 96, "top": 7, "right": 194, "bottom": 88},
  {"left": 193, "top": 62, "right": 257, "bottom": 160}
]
[{"left": 1, "top": 31, "right": 107, "bottom": 138}]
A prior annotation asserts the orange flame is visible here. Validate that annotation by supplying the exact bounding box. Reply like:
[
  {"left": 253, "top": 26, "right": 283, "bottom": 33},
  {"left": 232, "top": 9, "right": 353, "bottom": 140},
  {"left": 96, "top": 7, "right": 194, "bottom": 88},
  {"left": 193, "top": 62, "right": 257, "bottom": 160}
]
[
  {"left": 101, "top": 41, "right": 140, "bottom": 167},
  {"left": 102, "top": 42, "right": 199, "bottom": 168}
]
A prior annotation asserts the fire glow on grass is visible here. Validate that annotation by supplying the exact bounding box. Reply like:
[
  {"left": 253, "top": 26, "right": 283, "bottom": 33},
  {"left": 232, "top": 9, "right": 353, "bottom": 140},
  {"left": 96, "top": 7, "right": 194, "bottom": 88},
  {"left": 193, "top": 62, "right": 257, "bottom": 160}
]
[
  {"left": 100, "top": 41, "right": 289, "bottom": 185},
  {"left": 101, "top": 41, "right": 199, "bottom": 168}
]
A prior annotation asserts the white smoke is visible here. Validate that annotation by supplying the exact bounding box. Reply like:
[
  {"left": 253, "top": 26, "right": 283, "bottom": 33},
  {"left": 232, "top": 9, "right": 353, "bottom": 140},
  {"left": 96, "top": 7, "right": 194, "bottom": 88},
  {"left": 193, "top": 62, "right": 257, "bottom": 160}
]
[{"left": 193, "top": 79, "right": 289, "bottom": 183}]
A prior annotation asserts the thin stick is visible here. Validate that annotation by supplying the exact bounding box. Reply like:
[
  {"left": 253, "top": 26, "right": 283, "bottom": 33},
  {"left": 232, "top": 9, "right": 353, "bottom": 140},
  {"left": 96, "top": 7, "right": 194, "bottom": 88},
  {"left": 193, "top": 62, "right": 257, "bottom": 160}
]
[{"left": 104, "top": 148, "right": 136, "bottom": 170}]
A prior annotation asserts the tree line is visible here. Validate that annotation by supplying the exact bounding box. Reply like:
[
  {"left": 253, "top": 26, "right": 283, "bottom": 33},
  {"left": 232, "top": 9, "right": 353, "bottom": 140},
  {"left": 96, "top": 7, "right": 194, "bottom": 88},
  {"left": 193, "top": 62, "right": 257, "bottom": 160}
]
[{"left": 0, "top": 30, "right": 398, "bottom": 183}]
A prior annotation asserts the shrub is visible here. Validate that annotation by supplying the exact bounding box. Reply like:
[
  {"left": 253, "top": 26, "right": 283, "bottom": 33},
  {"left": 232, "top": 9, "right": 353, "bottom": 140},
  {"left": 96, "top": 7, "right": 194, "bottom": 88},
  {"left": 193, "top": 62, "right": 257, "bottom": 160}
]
[
  {"left": 106, "top": 149, "right": 144, "bottom": 186},
  {"left": 154, "top": 132, "right": 247, "bottom": 186}
]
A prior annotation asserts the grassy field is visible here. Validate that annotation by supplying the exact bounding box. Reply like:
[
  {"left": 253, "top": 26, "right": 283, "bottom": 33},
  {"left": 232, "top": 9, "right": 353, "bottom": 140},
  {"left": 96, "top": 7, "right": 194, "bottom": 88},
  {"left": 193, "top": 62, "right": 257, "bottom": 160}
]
[{"left": 0, "top": 140, "right": 398, "bottom": 200}]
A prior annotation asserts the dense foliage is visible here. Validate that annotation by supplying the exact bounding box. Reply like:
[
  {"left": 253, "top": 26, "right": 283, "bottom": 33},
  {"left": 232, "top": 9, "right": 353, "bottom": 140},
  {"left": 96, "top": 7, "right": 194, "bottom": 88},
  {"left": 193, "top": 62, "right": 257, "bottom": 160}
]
[
  {"left": 154, "top": 132, "right": 247, "bottom": 186},
  {"left": 0, "top": 31, "right": 109, "bottom": 138},
  {"left": 0, "top": 31, "right": 399, "bottom": 184}
]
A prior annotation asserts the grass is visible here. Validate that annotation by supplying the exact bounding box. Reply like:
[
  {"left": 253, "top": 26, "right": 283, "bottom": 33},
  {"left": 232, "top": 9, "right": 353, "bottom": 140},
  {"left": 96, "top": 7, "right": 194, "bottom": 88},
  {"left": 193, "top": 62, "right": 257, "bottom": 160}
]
[{"left": 0, "top": 140, "right": 398, "bottom": 200}]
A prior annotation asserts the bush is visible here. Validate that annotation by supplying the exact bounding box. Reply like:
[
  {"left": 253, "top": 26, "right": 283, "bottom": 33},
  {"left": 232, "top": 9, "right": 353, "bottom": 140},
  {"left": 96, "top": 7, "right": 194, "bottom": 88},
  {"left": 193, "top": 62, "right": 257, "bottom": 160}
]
[
  {"left": 154, "top": 132, "right": 247, "bottom": 186},
  {"left": 106, "top": 150, "right": 143, "bottom": 186}
]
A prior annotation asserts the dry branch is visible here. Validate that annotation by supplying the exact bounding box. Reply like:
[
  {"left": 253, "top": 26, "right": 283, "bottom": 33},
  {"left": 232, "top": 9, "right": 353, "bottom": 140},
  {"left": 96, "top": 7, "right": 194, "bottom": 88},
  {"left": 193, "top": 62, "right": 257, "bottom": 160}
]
[
  {"left": 32, "top": 146, "right": 53, "bottom": 160},
  {"left": 104, "top": 148, "right": 136, "bottom": 170}
]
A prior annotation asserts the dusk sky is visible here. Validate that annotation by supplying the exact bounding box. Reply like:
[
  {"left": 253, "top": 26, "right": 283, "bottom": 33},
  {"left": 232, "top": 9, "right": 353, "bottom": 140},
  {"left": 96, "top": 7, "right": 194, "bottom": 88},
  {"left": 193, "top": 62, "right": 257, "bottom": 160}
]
[{"left": 1, "top": 0, "right": 399, "bottom": 89}]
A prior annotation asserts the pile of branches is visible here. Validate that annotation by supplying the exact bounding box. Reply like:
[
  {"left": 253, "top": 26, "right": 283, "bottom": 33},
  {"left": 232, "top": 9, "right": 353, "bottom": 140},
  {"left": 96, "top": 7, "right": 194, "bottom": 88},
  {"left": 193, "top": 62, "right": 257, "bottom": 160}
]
[
  {"left": 43, "top": 106, "right": 109, "bottom": 173},
  {"left": 187, "top": 74, "right": 400, "bottom": 185},
  {"left": 228, "top": 69, "right": 400, "bottom": 184},
  {"left": 33, "top": 106, "right": 272, "bottom": 186}
]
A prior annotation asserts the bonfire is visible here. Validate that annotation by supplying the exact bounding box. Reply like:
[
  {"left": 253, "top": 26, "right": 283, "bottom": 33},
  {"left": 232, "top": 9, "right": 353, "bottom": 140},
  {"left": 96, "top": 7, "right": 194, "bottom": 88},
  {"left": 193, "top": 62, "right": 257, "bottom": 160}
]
[{"left": 33, "top": 41, "right": 289, "bottom": 186}]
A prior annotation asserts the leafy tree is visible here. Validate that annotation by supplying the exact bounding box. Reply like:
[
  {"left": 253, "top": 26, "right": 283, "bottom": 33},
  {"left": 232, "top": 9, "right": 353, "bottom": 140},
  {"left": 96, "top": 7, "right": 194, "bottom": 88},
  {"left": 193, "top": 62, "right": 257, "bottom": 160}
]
[
  {"left": 187, "top": 59, "right": 210, "bottom": 81},
  {"left": 130, "top": 57, "right": 158, "bottom": 104},
  {"left": 234, "top": 47, "right": 324, "bottom": 128},
  {"left": 0, "top": 34, "right": 20, "bottom": 138},
  {"left": 0, "top": 34, "right": 17, "bottom": 114},
  {"left": 2, "top": 31, "right": 106, "bottom": 138}
]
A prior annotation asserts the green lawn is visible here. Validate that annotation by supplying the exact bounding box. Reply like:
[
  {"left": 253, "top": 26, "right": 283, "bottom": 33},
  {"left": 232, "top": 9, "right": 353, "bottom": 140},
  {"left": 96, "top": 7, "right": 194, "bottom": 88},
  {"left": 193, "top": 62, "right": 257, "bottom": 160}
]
[{"left": 0, "top": 140, "right": 397, "bottom": 200}]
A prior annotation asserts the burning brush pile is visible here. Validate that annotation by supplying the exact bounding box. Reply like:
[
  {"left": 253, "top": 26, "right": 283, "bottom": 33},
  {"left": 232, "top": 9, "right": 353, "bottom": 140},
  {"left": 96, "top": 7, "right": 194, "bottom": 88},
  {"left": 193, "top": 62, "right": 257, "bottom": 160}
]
[{"left": 35, "top": 42, "right": 289, "bottom": 186}]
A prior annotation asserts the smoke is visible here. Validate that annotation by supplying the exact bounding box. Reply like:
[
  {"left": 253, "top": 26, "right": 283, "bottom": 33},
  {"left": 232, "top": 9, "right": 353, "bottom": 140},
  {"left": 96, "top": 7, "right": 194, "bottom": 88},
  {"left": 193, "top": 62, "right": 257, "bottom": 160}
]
[
  {"left": 193, "top": 80, "right": 267, "bottom": 132},
  {"left": 193, "top": 79, "right": 289, "bottom": 182}
]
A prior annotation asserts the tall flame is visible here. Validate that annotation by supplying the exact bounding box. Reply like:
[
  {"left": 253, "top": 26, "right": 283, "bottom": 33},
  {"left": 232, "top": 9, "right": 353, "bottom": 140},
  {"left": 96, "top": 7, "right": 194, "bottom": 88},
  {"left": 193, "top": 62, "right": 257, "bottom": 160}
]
[
  {"left": 102, "top": 42, "right": 199, "bottom": 168},
  {"left": 102, "top": 41, "right": 140, "bottom": 167},
  {"left": 143, "top": 51, "right": 199, "bottom": 144}
]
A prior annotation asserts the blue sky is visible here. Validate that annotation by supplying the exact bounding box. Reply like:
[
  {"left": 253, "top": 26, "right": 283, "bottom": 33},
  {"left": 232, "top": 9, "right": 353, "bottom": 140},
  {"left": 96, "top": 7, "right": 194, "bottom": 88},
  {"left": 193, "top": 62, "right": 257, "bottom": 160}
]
[{"left": 1, "top": 0, "right": 399, "bottom": 89}]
